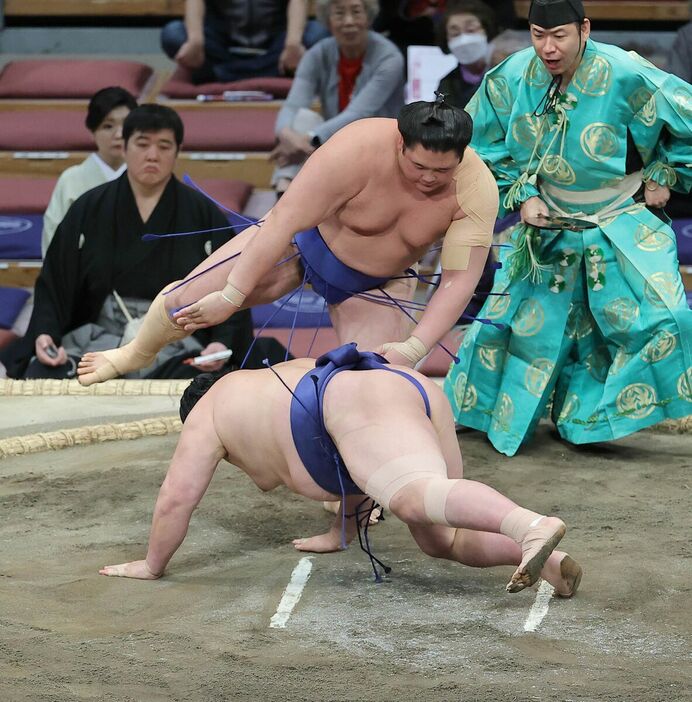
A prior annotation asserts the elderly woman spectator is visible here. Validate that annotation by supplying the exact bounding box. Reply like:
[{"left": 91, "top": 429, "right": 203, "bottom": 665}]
[
  {"left": 270, "top": 0, "right": 405, "bottom": 196},
  {"left": 42, "top": 87, "right": 138, "bottom": 256},
  {"left": 436, "top": 0, "right": 497, "bottom": 110}
]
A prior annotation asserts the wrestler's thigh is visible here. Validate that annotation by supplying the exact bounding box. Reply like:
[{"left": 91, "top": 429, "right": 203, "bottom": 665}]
[
  {"left": 166, "top": 228, "right": 302, "bottom": 310},
  {"left": 329, "top": 274, "right": 417, "bottom": 350}
]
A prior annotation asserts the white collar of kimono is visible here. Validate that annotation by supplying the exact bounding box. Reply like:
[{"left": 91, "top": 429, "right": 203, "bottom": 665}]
[{"left": 90, "top": 152, "right": 126, "bottom": 181}]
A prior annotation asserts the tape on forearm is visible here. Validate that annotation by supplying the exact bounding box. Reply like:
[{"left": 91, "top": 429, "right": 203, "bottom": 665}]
[
  {"left": 381, "top": 335, "right": 428, "bottom": 365},
  {"left": 220, "top": 281, "right": 246, "bottom": 308}
]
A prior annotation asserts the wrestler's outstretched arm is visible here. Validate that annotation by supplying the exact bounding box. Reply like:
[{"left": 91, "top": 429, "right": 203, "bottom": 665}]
[
  {"left": 381, "top": 247, "right": 488, "bottom": 366},
  {"left": 100, "top": 418, "right": 226, "bottom": 579},
  {"left": 292, "top": 494, "right": 374, "bottom": 553},
  {"left": 174, "top": 127, "right": 364, "bottom": 332}
]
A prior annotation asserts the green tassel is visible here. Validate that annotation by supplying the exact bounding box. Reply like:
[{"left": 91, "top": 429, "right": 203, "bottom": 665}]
[
  {"left": 642, "top": 161, "right": 677, "bottom": 187},
  {"left": 507, "top": 224, "right": 551, "bottom": 284}
]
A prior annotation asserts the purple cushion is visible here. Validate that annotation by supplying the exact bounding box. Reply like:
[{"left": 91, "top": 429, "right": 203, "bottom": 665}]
[
  {"left": 672, "top": 218, "right": 692, "bottom": 265},
  {"left": 0, "top": 287, "right": 30, "bottom": 330},
  {"left": 0, "top": 60, "right": 152, "bottom": 99},
  {"left": 0, "top": 215, "right": 43, "bottom": 259},
  {"left": 161, "top": 69, "right": 292, "bottom": 99}
]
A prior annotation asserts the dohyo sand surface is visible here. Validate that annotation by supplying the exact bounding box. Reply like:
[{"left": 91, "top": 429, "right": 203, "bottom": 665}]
[{"left": 1, "top": 414, "right": 690, "bottom": 701}]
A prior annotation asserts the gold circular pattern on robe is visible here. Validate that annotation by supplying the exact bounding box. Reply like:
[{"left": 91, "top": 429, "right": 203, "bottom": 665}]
[
  {"left": 627, "top": 86, "right": 654, "bottom": 115},
  {"left": 540, "top": 155, "right": 576, "bottom": 185},
  {"left": 677, "top": 367, "right": 692, "bottom": 402},
  {"left": 524, "top": 358, "right": 554, "bottom": 397},
  {"left": 558, "top": 393, "right": 580, "bottom": 422},
  {"left": 573, "top": 55, "right": 612, "bottom": 97},
  {"left": 614, "top": 247, "right": 637, "bottom": 279},
  {"left": 485, "top": 293, "right": 511, "bottom": 320},
  {"left": 672, "top": 87, "right": 692, "bottom": 120},
  {"left": 478, "top": 344, "right": 503, "bottom": 372},
  {"left": 616, "top": 383, "right": 658, "bottom": 419},
  {"left": 634, "top": 223, "right": 670, "bottom": 252},
  {"left": 524, "top": 56, "right": 550, "bottom": 87},
  {"left": 512, "top": 112, "right": 543, "bottom": 147},
  {"left": 461, "top": 324, "right": 480, "bottom": 349},
  {"left": 566, "top": 302, "right": 593, "bottom": 340},
  {"left": 453, "top": 371, "right": 478, "bottom": 412},
  {"left": 492, "top": 392, "right": 515, "bottom": 431},
  {"left": 513, "top": 298, "right": 545, "bottom": 337},
  {"left": 585, "top": 346, "right": 610, "bottom": 383},
  {"left": 580, "top": 122, "right": 619, "bottom": 163},
  {"left": 486, "top": 75, "right": 513, "bottom": 115},
  {"left": 633, "top": 95, "right": 657, "bottom": 127},
  {"left": 610, "top": 347, "right": 631, "bottom": 376},
  {"left": 644, "top": 272, "right": 683, "bottom": 308},
  {"left": 604, "top": 297, "right": 639, "bottom": 332},
  {"left": 639, "top": 330, "right": 677, "bottom": 364}
]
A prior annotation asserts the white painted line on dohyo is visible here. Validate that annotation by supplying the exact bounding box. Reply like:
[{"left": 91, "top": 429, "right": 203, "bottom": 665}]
[
  {"left": 523, "top": 580, "right": 555, "bottom": 632},
  {"left": 269, "top": 557, "right": 314, "bottom": 629}
]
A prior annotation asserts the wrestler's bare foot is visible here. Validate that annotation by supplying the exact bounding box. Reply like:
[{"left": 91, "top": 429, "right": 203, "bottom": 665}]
[
  {"left": 77, "top": 349, "right": 123, "bottom": 386},
  {"left": 293, "top": 531, "right": 344, "bottom": 553},
  {"left": 540, "top": 551, "right": 583, "bottom": 598},
  {"left": 322, "top": 500, "right": 381, "bottom": 525},
  {"left": 506, "top": 516, "right": 566, "bottom": 593}
]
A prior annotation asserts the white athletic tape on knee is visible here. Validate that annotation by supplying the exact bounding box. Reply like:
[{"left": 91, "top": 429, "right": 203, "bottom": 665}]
[
  {"left": 364, "top": 452, "right": 444, "bottom": 509},
  {"left": 424, "top": 478, "right": 461, "bottom": 526},
  {"left": 220, "top": 281, "right": 246, "bottom": 307}
]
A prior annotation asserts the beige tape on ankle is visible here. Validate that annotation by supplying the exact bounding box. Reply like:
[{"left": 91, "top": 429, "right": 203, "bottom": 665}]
[
  {"left": 220, "top": 281, "right": 246, "bottom": 307},
  {"left": 499, "top": 507, "right": 544, "bottom": 544},
  {"left": 379, "top": 335, "right": 428, "bottom": 365}
]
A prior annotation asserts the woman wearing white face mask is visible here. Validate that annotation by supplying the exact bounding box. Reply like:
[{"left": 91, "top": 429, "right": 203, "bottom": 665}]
[{"left": 436, "top": 0, "right": 498, "bottom": 110}]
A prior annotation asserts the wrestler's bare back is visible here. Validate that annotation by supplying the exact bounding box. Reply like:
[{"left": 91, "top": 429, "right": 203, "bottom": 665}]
[{"left": 194, "top": 359, "right": 457, "bottom": 502}]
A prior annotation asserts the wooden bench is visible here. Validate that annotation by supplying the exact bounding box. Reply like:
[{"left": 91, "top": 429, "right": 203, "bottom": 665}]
[
  {"left": 515, "top": 0, "right": 690, "bottom": 22},
  {"left": 4, "top": 0, "right": 184, "bottom": 17}
]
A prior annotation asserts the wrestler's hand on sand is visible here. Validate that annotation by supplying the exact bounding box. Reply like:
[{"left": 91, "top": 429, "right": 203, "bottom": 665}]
[
  {"left": 520, "top": 196, "right": 549, "bottom": 223},
  {"left": 173, "top": 292, "right": 234, "bottom": 331},
  {"left": 292, "top": 530, "right": 344, "bottom": 553},
  {"left": 644, "top": 182, "right": 670, "bottom": 209},
  {"left": 99, "top": 560, "right": 162, "bottom": 579}
]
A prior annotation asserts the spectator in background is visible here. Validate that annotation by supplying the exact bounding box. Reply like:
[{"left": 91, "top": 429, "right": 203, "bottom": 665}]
[
  {"left": 436, "top": 0, "right": 497, "bottom": 110},
  {"left": 669, "top": 21, "right": 692, "bottom": 83},
  {"left": 161, "top": 0, "right": 329, "bottom": 84},
  {"left": 41, "top": 87, "right": 138, "bottom": 256},
  {"left": 435, "top": 1, "right": 498, "bottom": 323},
  {"left": 0, "top": 105, "right": 254, "bottom": 381},
  {"left": 270, "top": 0, "right": 405, "bottom": 197}
]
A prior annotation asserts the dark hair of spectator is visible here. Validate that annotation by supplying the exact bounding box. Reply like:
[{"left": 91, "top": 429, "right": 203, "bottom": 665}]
[
  {"left": 85, "top": 86, "right": 138, "bottom": 132},
  {"left": 179, "top": 371, "right": 228, "bottom": 423},
  {"left": 122, "top": 104, "right": 184, "bottom": 148},
  {"left": 397, "top": 97, "right": 473, "bottom": 158},
  {"left": 438, "top": 0, "right": 499, "bottom": 54}
]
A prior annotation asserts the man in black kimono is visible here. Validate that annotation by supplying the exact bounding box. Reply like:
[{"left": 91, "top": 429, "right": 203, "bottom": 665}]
[{"left": 0, "top": 104, "right": 254, "bottom": 380}]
